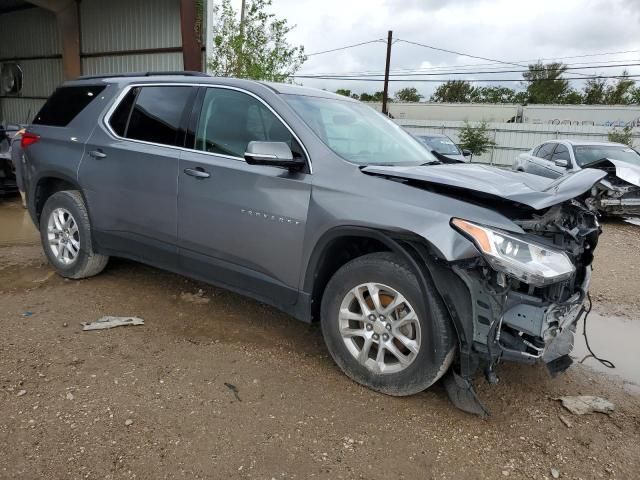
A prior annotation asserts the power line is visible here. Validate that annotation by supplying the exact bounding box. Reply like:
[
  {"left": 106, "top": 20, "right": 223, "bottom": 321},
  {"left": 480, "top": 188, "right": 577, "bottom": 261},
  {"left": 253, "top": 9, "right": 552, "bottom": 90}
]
[
  {"left": 300, "top": 57, "right": 640, "bottom": 77},
  {"left": 296, "top": 62, "right": 640, "bottom": 79},
  {"left": 305, "top": 39, "right": 385, "bottom": 57},
  {"left": 290, "top": 74, "right": 640, "bottom": 82},
  {"left": 395, "top": 38, "right": 598, "bottom": 79}
]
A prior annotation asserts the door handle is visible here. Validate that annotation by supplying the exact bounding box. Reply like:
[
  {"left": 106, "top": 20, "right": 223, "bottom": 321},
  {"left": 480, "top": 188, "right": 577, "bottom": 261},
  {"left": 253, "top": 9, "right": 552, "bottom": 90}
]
[
  {"left": 184, "top": 167, "right": 210, "bottom": 179},
  {"left": 89, "top": 149, "right": 107, "bottom": 159}
]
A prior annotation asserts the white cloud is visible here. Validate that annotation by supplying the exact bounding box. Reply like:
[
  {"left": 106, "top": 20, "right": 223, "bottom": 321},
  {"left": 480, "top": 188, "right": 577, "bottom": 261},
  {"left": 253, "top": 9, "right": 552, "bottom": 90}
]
[{"left": 220, "top": 0, "right": 640, "bottom": 97}]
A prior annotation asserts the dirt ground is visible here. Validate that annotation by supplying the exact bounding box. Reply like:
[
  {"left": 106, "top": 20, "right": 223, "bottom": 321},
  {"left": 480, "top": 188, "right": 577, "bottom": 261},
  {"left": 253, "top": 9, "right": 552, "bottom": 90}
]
[{"left": 1, "top": 198, "right": 639, "bottom": 479}]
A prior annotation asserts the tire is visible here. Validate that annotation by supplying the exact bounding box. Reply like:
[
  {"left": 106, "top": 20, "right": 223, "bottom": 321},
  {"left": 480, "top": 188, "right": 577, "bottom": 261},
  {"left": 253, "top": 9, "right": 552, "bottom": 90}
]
[
  {"left": 321, "top": 252, "right": 455, "bottom": 396},
  {"left": 39, "top": 190, "right": 109, "bottom": 279}
]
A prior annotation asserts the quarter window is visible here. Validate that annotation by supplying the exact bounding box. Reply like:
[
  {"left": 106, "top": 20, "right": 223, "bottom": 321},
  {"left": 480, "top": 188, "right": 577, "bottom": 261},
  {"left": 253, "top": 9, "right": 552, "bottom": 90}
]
[
  {"left": 118, "top": 86, "right": 193, "bottom": 146},
  {"left": 193, "top": 88, "right": 304, "bottom": 159},
  {"left": 33, "top": 85, "right": 105, "bottom": 127}
]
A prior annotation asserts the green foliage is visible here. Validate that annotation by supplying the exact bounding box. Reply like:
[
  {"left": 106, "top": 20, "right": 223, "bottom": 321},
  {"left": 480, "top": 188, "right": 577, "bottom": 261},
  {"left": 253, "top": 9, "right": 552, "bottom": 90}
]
[
  {"left": 605, "top": 71, "right": 636, "bottom": 105},
  {"left": 207, "top": 0, "right": 306, "bottom": 82},
  {"left": 395, "top": 87, "right": 423, "bottom": 102},
  {"left": 359, "top": 91, "right": 387, "bottom": 102},
  {"left": 457, "top": 121, "right": 497, "bottom": 156},
  {"left": 608, "top": 125, "right": 635, "bottom": 147},
  {"left": 335, "top": 89, "right": 359, "bottom": 99},
  {"left": 430, "top": 80, "right": 475, "bottom": 103},
  {"left": 560, "top": 90, "right": 583, "bottom": 104},
  {"left": 583, "top": 78, "right": 607, "bottom": 104},
  {"left": 470, "top": 86, "right": 518, "bottom": 103},
  {"left": 522, "top": 62, "right": 569, "bottom": 104}
]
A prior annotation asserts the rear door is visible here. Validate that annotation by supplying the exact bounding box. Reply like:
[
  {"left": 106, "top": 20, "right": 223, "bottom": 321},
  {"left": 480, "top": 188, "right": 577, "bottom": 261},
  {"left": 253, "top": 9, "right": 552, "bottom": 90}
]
[
  {"left": 79, "top": 84, "right": 196, "bottom": 267},
  {"left": 177, "top": 86, "right": 311, "bottom": 305}
]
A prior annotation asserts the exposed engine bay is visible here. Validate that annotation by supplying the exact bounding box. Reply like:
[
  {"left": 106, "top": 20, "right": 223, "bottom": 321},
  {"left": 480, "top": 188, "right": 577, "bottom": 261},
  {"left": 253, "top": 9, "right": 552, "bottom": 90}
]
[{"left": 584, "top": 158, "right": 640, "bottom": 216}]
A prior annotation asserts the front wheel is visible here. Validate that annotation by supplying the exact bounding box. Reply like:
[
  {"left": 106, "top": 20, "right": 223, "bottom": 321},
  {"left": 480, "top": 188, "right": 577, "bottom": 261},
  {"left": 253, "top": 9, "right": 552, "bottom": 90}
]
[
  {"left": 39, "top": 190, "right": 109, "bottom": 279},
  {"left": 320, "top": 252, "right": 455, "bottom": 396}
]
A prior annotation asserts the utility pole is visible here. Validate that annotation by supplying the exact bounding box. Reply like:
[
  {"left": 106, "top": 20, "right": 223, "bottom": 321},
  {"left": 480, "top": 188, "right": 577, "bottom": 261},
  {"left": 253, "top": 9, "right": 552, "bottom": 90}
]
[
  {"left": 237, "top": 0, "right": 247, "bottom": 77},
  {"left": 382, "top": 30, "right": 392, "bottom": 116}
]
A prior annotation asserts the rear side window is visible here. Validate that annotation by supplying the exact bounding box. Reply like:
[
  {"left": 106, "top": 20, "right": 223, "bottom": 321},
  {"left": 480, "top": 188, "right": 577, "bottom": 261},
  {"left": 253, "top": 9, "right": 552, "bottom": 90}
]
[
  {"left": 124, "top": 86, "right": 193, "bottom": 146},
  {"left": 33, "top": 85, "right": 105, "bottom": 127}
]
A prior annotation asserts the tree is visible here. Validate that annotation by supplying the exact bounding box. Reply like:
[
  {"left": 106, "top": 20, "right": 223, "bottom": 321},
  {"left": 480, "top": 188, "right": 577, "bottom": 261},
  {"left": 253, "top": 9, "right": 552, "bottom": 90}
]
[
  {"left": 560, "top": 89, "right": 583, "bottom": 104},
  {"left": 457, "top": 121, "right": 497, "bottom": 156},
  {"left": 605, "top": 71, "right": 635, "bottom": 105},
  {"left": 583, "top": 78, "right": 607, "bottom": 105},
  {"left": 522, "top": 62, "right": 569, "bottom": 104},
  {"left": 335, "top": 89, "right": 359, "bottom": 99},
  {"left": 359, "top": 91, "right": 386, "bottom": 102},
  {"left": 469, "top": 86, "right": 518, "bottom": 103},
  {"left": 608, "top": 125, "right": 635, "bottom": 147},
  {"left": 395, "top": 87, "right": 423, "bottom": 102},
  {"left": 207, "top": 0, "right": 306, "bottom": 82},
  {"left": 430, "top": 80, "right": 475, "bottom": 103}
]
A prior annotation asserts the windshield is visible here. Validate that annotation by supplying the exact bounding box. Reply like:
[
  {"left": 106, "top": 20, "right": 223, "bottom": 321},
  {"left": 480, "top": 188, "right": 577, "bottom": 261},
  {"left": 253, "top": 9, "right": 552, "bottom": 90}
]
[
  {"left": 418, "top": 136, "right": 462, "bottom": 155},
  {"left": 574, "top": 145, "right": 640, "bottom": 167},
  {"left": 284, "top": 94, "right": 438, "bottom": 166}
]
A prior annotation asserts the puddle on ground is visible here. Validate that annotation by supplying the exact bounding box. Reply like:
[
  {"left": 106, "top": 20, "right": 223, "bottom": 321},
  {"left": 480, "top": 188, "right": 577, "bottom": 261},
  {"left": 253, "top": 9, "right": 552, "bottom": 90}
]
[
  {"left": 572, "top": 310, "right": 640, "bottom": 392},
  {"left": 0, "top": 198, "right": 39, "bottom": 246}
]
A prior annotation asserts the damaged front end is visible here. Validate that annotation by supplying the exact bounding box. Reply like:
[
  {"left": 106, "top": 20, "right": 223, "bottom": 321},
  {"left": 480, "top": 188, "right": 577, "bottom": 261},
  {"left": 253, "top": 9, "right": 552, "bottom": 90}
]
[
  {"left": 445, "top": 200, "right": 600, "bottom": 415},
  {"left": 584, "top": 158, "right": 640, "bottom": 216}
]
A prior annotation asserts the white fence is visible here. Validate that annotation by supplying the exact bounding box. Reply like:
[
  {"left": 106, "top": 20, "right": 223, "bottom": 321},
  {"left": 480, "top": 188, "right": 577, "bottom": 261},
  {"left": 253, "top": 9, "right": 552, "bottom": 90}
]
[{"left": 396, "top": 120, "right": 640, "bottom": 166}]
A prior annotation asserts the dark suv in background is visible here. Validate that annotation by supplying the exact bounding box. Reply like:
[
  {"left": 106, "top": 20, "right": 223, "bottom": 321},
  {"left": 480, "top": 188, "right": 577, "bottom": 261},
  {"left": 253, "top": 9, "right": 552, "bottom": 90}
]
[{"left": 22, "top": 73, "right": 606, "bottom": 415}]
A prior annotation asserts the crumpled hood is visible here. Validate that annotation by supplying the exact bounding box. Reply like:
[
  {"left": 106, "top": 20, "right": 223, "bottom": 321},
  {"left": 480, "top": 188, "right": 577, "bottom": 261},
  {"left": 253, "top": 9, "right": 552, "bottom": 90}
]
[
  {"left": 582, "top": 158, "right": 640, "bottom": 187},
  {"left": 362, "top": 163, "right": 606, "bottom": 210}
]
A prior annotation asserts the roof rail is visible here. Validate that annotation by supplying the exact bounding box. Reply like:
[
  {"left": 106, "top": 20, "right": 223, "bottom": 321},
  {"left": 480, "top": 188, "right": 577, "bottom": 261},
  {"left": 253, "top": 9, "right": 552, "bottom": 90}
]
[{"left": 76, "top": 71, "right": 210, "bottom": 81}]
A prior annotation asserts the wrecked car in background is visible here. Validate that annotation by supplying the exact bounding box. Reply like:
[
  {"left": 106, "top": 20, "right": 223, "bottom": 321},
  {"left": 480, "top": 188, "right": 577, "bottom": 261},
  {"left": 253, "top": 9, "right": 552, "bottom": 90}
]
[
  {"left": 513, "top": 140, "right": 640, "bottom": 216},
  {"left": 22, "top": 75, "right": 607, "bottom": 416}
]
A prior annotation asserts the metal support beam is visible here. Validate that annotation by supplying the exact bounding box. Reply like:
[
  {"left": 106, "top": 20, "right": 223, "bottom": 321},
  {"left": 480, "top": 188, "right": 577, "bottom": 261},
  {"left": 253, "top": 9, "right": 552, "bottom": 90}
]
[
  {"left": 27, "top": 0, "right": 81, "bottom": 79},
  {"left": 180, "top": 0, "right": 202, "bottom": 72}
]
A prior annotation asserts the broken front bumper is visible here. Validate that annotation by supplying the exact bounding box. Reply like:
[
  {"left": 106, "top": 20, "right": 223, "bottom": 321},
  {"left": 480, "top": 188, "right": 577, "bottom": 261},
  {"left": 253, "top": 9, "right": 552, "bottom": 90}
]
[
  {"left": 598, "top": 197, "right": 640, "bottom": 216},
  {"left": 455, "top": 264, "right": 590, "bottom": 371}
]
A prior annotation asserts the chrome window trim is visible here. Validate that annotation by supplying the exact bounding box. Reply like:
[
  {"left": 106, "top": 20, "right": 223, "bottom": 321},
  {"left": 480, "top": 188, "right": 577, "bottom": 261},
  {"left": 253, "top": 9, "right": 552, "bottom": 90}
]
[{"left": 102, "top": 82, "right": 312, "bottom": 173}]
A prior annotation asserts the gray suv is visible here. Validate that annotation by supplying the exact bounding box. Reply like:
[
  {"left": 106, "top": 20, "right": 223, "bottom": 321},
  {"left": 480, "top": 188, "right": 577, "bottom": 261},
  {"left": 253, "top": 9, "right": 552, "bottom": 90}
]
[{"left": 22, "top": 73, "right": 606, "bottom": 415}]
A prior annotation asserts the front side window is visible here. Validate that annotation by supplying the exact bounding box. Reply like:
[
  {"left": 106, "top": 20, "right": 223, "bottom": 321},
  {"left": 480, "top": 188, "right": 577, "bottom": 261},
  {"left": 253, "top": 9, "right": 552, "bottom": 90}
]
[
  {"left": 122, "top": 86, "right": 193, "bottom": 146},
  {"left": 551, "top": 144, "right": 571, "bottom": 162},
  {"left": 193, "top": 88, "right": 304, "bottom": 159},
  {"left": 284, "top": 94, "right": 437, "bottom": 166},
  {"left": 536, "top": 143, "right": 556, "bottom": 160}
]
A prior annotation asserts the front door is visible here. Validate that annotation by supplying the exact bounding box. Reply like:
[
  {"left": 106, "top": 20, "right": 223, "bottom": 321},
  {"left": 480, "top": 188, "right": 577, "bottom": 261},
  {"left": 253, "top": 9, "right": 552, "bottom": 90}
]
[
  {"left": 79, "top": 85, "right": 196, "bottom": 267},
  {"left": 177, "top": 86, "right": 311, "bottom": 305}
]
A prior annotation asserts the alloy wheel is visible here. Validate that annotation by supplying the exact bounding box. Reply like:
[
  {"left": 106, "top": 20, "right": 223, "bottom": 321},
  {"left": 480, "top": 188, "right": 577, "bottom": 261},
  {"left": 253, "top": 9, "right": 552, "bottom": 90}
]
[{"left": 338, "top": 282, "right": 421, "bottom": 374}]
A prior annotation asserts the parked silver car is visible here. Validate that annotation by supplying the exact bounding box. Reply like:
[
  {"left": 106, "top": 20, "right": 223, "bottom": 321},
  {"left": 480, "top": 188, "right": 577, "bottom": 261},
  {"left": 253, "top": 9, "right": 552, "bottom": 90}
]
[{"left": 513, "top": 140, "right": 640, "bottom": 216}]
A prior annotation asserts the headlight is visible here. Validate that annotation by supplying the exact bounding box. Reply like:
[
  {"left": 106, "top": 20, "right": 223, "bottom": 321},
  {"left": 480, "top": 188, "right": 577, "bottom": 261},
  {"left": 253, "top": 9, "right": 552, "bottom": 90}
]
[{"left": 451, "top": 218, "right": 575, "bottom": 286}]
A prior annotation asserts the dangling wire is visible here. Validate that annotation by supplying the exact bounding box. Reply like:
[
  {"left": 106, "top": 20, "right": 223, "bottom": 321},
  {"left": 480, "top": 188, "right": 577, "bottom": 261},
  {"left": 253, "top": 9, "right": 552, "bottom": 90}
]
[{"left": 579, "top": 292, "right": 615, "bottom": 369}]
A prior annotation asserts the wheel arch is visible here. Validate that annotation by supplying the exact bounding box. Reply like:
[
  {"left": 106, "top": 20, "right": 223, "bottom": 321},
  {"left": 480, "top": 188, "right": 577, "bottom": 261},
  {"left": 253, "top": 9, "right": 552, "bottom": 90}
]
[
  {"left": 303, "top": 227, "right": 446, "bottom": 321},
  {"left": 30, "top": 172, "right": 84, "bottom": 223}
]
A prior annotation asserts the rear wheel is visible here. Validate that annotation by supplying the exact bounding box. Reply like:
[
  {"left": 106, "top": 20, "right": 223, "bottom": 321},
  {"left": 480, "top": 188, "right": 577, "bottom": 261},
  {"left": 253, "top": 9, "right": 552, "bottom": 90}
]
[
  {"left": 321, "top": 252, "right": 455, "bottom": 396},
  {"left": 39, "top": 190, "right": 109, "bottom": 279}
]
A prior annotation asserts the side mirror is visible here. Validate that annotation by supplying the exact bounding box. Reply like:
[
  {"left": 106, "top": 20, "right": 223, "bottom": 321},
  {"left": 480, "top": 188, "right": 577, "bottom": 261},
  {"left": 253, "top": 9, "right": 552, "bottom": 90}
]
[
  {"left": 554, "top": 159, "right": 569, "bottom": 168},
  {"left": 462, "top": 149, "right": 472, "bottom": 157},
  {"left": 244, "top": 141, "right": 304, "bottom": 170}
]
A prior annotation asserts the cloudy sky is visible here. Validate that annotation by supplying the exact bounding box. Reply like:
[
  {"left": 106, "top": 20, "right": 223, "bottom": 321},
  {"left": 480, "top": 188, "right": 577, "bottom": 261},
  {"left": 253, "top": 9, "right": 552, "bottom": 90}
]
[{"left": 225, "top": 0, "right": 640, "bottom": 98}]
